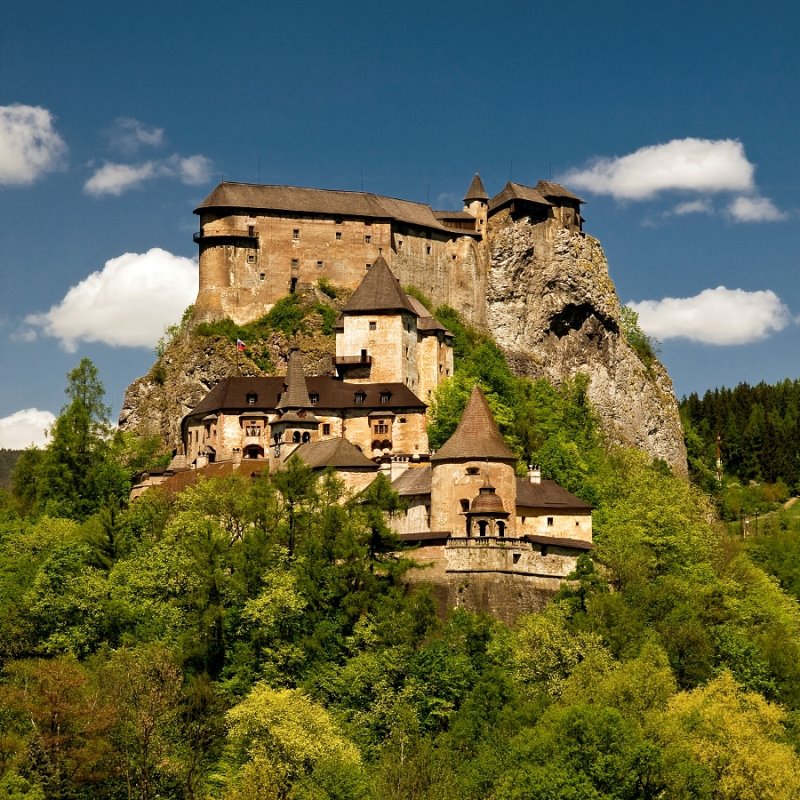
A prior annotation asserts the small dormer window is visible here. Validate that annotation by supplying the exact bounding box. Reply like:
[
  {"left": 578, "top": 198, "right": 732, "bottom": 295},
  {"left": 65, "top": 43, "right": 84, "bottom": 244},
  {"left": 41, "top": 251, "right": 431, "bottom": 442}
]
[
  {"left": 246, "top": 393, "right": 257, "bottom": 405},
  {"left": 466, "top": 467, "right": 480, "bottom": 476},
  {"left": 309, "top": 393, "right": 319, "bottom": 405},
  {"left": 355, "top": 392, "right": 366, "bottom": 405},
  {"left": 380, "top": 392, "right": 391, "bottom": 404}
]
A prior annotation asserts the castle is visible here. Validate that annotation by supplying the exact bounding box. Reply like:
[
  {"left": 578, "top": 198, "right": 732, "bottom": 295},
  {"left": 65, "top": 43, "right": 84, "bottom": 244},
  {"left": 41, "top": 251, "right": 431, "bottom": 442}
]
[
  {"left": 192, "top": 174, "right": 584, "bottom": 327},
  {"left": 137, "top": 234, "right": 593, "bottom": 618}
]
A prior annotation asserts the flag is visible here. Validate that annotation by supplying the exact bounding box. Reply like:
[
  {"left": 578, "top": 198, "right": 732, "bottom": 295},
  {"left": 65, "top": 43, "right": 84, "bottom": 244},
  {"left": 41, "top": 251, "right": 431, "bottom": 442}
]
[{"left": 236, "top": 339, "right": 246, "bottom": 352}]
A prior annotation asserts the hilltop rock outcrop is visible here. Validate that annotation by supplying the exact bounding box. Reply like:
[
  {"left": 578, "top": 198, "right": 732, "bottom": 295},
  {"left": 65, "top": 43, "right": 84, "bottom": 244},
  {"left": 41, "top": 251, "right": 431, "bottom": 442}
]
[{"left": 487, "top": 214, "right": 687, "bottom": 474}]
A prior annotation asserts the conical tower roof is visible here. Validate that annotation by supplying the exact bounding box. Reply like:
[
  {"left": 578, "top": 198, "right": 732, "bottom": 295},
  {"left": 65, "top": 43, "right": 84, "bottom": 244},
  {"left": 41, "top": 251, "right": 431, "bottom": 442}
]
[
  {"left": 342, "top": 255, "right": 418, "bottom": 315},
  {"left": 464, "top": 173, "right": 489, "bottom": 203},
  {"left": 431, "top": 386, "right": 516, "bottom": 462},
  {"left": 276, "top": 348, "right": 315, "bottom": 412}
]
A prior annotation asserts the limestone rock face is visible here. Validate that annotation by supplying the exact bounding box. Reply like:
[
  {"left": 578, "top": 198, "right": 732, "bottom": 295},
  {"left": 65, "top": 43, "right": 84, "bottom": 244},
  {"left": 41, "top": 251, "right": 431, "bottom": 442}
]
[{"left": 487, "top": 214, "right": 687, "bottom": 474}]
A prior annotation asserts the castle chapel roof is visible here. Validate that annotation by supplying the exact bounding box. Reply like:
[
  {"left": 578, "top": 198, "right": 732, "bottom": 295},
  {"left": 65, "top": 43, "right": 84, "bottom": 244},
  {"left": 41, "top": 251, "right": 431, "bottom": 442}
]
[
  {"left": 431, "top": 386, "right": 517, "bottom": 463},
  {"left": 464, "top": 173, "right": 489, "bottom": 202},
  {"left": 342, "top": 255, "right": 419, "bottom": 315},
  {"left": 488, "top": 181, "right": 552, "bottom": 213},
  {"left": 195, "top": 182, "right": 453, "bottom": 233},
  {"left": 534, "top": 180, "right": 584, "bottom": 204}
]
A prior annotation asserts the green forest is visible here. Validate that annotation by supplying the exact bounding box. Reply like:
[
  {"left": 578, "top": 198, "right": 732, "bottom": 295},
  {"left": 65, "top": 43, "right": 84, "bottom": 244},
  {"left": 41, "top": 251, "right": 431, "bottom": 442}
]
[{"left": 3, "top": 316, "right": 800, "bottom": 799}]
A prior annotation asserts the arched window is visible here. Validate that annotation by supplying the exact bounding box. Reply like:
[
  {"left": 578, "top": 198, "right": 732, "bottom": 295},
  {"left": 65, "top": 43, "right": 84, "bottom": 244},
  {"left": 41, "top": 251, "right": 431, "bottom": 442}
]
[
  {"left": 302, "top": 432, "right": 311, "bottom": 443},
  {"left": 292, "top": 431, "right": 301, "bottom": 443},
  {"left": 478, "top": 520, "right": 488, "bottom": 537},
  {"left": 497, "top": 521, "right": 506, "bottom": 537}
]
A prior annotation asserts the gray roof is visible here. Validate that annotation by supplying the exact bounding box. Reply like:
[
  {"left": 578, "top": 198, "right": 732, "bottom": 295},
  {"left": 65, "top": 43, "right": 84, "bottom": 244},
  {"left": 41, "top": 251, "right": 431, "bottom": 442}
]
[
  {"left": 405, "top": 296, "right": 450, "bottom": 334},
  {"left": 392, "top": 465, "right": 432, "bottom": 496},
  {"left": 464, "top": 173, "right": 489, "bottom": 202},
  {"left": 342, "top": 255, "right": 418, "bottom": 315},
  {"left": 431, "top": 386, "right": 517, "bottom": 463},
  {"left": 276, "top": 349, "right": 315, "bottom": 412},
  {"left": 294, "top": 437, "right": 378, "bottom": 470},
  {"left": 489, "top": 181, "right": 552, "bottom": 214},
  {"left": 524, "top": 534, "right": 593, "bottom": 551},
  {"left": 516, "top": 478, "right": 592, "bottom": 510},
  {"left": 195, "top": 182, "right": 453, "bottom": 233},
  {"left": 534, "top": 180, "right": 584, "bottom": 204}
]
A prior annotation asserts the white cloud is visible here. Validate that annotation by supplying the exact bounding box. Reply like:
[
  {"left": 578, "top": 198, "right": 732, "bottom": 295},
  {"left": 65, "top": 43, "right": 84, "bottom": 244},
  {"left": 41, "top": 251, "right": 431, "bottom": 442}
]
[
  {"left": 727, "top": 195, "right": 788, "bottom": 222},
  {"left": 173, "top": 154, "right": 213, "bottom": 185},
  {"left": 0, "top": 409, "right": 55, "bottom": 449},
  {"left": 85, "top": 153, "right": 213, "bottom": 196},
  {"left": 629, "top": 286, "right": 792, "bottom": 345},
  {"left": 106, "top": 117, "right": 164, "bottom": 154},
  {"left": 672, "top": 199, "right": 714, "bottom": 216},
  {"left": 84, "top": 161, "right": 158, "bottom": 196},
  {"left": 24, "top": 248, "right": 197, "bottom": 351},
  {"left": 0, "top": 104, "right": 67, "bottom": 186},
  {"left": 560, "top": 138, "right": 754, "bottom": 200}
]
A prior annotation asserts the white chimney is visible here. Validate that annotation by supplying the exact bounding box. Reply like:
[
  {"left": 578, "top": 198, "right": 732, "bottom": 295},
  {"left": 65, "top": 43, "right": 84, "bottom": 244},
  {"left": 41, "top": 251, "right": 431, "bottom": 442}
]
[{"left": 528, "top": 464, "right": 541, "bottom": 484}]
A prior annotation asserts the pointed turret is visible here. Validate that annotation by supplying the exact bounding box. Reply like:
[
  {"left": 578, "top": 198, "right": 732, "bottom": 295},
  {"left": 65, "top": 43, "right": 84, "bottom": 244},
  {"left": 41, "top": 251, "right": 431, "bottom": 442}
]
[
  {"left": 341, "top": 255, "right": 417, "bottom": 316},
  {"left": 431, "top": 386, "right": 516, "bottom": 463},
  {"left": 276, "top": 348, "right": 315, "bottom": 411},
  {"left": 464, "top": 173, "right": 489, "bottom": 204}
]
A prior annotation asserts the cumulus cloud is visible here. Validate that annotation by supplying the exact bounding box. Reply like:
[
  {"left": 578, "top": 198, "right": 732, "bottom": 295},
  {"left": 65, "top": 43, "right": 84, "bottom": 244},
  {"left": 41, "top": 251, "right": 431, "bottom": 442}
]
[
  {"left": 24, "top": 248, "right": 197, "bottom": 351},
  {"left": 0, "top": 104, "right": 67, "bottom": 186},
  {"left": 629, "top": 286, "right": 792, "bottom": 346},
  {"left": 727, "top": 195, "right": 788, "bottom": 222},
  {"left": 0, "top": 409, "right": 55, "bottom": 449},
  {"left": 560, "top": 138, "right": 755, "bottom": 201},
  {"left": 106, "top": 117, "right": 164, "bottom": 154},
  {"left": 85, "top": 153, "right": 213, "bottom": 196}
]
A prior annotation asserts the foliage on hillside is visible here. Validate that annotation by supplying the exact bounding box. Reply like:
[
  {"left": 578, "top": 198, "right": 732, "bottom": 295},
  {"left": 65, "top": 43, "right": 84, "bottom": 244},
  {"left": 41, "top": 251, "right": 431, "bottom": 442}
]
[
  {"left": 681, "top": 379, "right": 800, "bottom": 493},
  {"left": 5, "top": 356, "right": 800, "bottom": 796},
  {"left": 0, "top": 449, "right": 22, "bottom": 489}
]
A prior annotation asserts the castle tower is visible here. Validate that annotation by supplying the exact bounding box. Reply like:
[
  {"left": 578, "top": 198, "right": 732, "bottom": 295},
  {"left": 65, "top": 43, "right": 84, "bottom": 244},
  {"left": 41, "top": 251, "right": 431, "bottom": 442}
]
[
  {"left": 334, "top": 255, "right": 421, "bottom": 392},
  {"left": 270, "top": 348, "right": 320, "bottom": 463},
  {"left": 430, "top": 385, "right": 517, "bottom": 536},
  {"left": 463, "top": 173, "right": 489, "bottom": 234}
]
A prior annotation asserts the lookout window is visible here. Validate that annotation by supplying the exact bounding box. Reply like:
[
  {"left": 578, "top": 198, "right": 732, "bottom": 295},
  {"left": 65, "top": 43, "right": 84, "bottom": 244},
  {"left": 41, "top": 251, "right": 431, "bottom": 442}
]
[
  {"left": 369, "top": 321, "right": 377, "bottom": 331},
  {"left": 248, "top": 224, "right": 255, "bottom": 237},
  {"left": 459, "top": 499, "right": 469, "bottom": 512},
  {"left": 316, "top": 260, "right": 324, "bottom": 269},
  {"left": 335, "top": 231, "right": 342, "bottom": 240},
  {"left": 247, "top": 253, "right": 255, "bottom": 264},
  {"left": 547, "top": 517, "right": 554, "bottom": 527},
  {"left": 246, "top": 393, "right": 257, "bottom": 405},
  {"left": 259, "top": 272, "right": 266, "bottom": 281},
  {"left": 292, "top": 229, "right": 300, "bottom": 240},
  {"left": 309, "top": 393, "right": 319, "bottom": 405},
  {"left": 426, "top": 244, "right": 431, "bottom": 255},
  {"left": 354, "top": 392, "right": 366, "bottom": 405},
  {"left": 374, "top": 422, "right": 389, "bottom": 434},
  {"left": 466, "top": 467, "right": 480, "bottom": 476},
  {"left": 322, "top": 423, "right": 331, "bottom": 435},
  {"left": 380, "top": 392, "right": 391, "bottom": 404},
  {"left": 364, "top": 234, "right": 372, "bottom": 244}
]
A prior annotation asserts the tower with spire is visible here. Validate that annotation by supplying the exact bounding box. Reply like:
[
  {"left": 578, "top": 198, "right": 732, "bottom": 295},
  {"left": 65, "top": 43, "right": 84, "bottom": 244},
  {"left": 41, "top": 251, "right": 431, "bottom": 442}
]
[
  {"left": 430, "top": 385, "right": 518, "bottom": 537},
  {"left": 463, "top": 173, "right": 489, "bottom": 233},
  {"left": 269, "top": 348, "right": 320, "bottom": 463}
]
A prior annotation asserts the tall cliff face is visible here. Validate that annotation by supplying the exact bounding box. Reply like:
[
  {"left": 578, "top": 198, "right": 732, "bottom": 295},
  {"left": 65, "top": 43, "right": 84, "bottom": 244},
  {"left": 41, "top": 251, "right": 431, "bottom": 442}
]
[{"left": 487, "top": 213, "right": 687, "bottom": 474}]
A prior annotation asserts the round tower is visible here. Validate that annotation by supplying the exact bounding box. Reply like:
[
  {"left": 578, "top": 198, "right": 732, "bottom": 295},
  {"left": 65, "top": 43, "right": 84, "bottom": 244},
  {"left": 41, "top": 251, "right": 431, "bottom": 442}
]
[
  {"left": 430, "top": 385, "right": 517, "bottom": 537},
  {"left": 463, "top": 173, "right": 489, "bottom": 234}
]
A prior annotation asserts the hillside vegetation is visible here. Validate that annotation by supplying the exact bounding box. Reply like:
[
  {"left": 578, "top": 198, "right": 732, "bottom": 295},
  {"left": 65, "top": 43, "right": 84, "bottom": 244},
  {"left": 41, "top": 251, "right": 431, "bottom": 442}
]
[{"left": 4, "top": 322, "right": 800, "bottom": 798}]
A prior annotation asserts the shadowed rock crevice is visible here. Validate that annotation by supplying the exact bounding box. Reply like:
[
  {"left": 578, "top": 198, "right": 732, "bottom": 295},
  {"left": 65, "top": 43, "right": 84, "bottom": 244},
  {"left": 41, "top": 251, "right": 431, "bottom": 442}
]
[{"left": 548, "top": 303, "right": 619, "bottom": 338}]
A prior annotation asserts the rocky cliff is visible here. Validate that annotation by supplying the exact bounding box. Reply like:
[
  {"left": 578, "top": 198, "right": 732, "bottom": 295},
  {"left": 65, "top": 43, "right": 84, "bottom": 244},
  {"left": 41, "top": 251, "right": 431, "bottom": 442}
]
[{"left": 486, "top": 212, "right": 687, "bottom": 474}]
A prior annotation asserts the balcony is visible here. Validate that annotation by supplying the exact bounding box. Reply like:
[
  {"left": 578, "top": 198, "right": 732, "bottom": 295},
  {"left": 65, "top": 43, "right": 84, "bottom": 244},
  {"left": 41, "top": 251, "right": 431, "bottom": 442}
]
[
  {"left": 193, "top": 229, "right": 259, "bottom": 244},
  {"left": 334, "top": 354, "right": 373, "bottom": 366}
]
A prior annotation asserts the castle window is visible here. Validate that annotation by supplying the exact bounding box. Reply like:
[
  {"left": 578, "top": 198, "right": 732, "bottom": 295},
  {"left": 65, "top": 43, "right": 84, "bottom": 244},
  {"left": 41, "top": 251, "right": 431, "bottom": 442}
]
[
  {"left": 547, "top": 517, "right": 554, "bottom": 526},
  {"left": 513, "top": 552, "right": 521, "bottom": 564},
  {"left": 397, "top": 239, "right": 403, "bottom": 250},
  {"left": 374, "top": 422, "right": 389, "bottom": 434},
  {"left": 309, "top": 393, "right": 319, "bottom": 405},
  {"left": 245, "top": 424, "right": 260, "bottom": 437},
  {"left": 292, "top": 229, "right": 300, "bottom": 240},
  {"left": 248, "top": 224, "right": 255, "bottom": 237},
  {"left": 354, "top": 392, "right": 366, "bottom": 405},
  {"left": 369, "top": 321, "right": 377, "bottom": 331},
  {"left": 335, "top": 231, "right": 342, "bottom": 240},
  {"left": 246, "top": 393, "right": 257, "bottom": 405},
  {"left": 291, "top": 258, "right": 299, "bottom": 272},
  {"left": 259, "top": 272, "right": 266, "bottom": 281},
  {"left": 247, "top": 253, "right": 255, "bottom": 264},
  {"left": 366, "top": 263, "right": 371, "bottom": 271},
  {"left": 460, "top": 499, "right": 469, "bottom": 512},
  {"left": 380, "top": 392, "right": 391, "bottom": 404},
  {"left": 293, "top": 431, "right": 301, "bottom": 443},
  {"left": 399, "top": 417, "right": 406, "bottom": 423},
  {"left": 426, "top": 244, "right": 431, "bottom": 255},
  {"left": 365, "top": 234, "right": 372, "bottom": 244},
  {"left": 316, "top": 260, "right": 324, "bottom": 269},
  {"left": 302, "top": 432, "right": 311, "bottom": 443},
  {"left": 322, "top": 423, "right": 331, "bottom": 435}
]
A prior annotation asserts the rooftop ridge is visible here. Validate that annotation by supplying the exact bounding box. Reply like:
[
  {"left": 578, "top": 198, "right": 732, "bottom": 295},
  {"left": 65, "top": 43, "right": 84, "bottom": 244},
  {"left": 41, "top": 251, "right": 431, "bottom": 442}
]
[{"left": 341, "top": 255, "right": 419, "bottom": 315}]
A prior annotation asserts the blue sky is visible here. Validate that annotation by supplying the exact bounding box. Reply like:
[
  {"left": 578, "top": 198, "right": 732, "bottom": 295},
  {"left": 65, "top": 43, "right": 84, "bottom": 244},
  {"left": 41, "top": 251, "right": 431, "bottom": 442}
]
[{"left": 1, "top": 0, "right": 798, "bottom": 448}]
